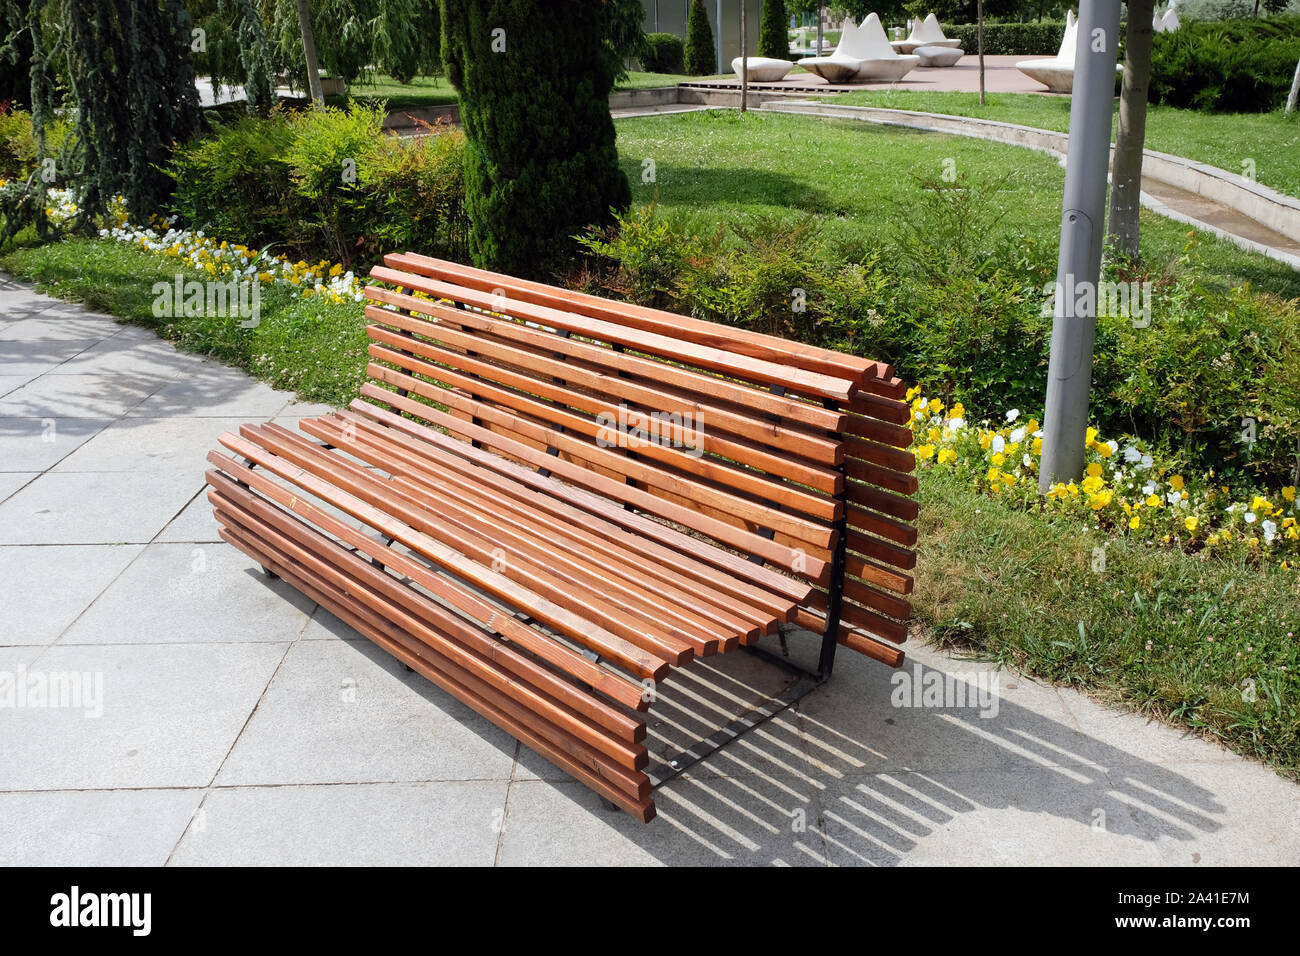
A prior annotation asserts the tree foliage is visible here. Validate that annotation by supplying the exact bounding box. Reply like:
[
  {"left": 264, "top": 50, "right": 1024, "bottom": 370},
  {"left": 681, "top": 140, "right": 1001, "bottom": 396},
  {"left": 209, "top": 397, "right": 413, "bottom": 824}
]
[
  {"left": 439, "top": 0, "right": 630, "bottom": 276},
  {"left": 759, "top": 0, "right": 790, "bottom": 58},
  {"left": 684, "top": 0, "right": 715, "bottom": 74}
]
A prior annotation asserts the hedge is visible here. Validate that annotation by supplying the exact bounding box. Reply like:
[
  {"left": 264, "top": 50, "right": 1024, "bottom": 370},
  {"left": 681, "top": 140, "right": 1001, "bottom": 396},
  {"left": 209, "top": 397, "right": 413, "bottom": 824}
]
[
  {"left": 642, "top": 32, "right": 685, "bottom": 73},
  {"left": 945, "top": 22, "right": 1068, "bottom": 57},
  {"left": 1149, "top": 16, "right": 1300, "bottom": 112}
]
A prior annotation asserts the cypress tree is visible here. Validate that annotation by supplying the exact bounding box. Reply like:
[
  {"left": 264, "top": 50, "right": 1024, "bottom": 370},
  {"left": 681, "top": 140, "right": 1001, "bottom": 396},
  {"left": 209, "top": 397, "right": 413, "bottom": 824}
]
[
  {"left": 683, "top": 0, "right": 715, "bottom": 75},
  {"left": 758, "top": 0, "right": 789, "bottom": 60},
  {"left": 439, "top": 0, "right": 631, "bottom": 278}
]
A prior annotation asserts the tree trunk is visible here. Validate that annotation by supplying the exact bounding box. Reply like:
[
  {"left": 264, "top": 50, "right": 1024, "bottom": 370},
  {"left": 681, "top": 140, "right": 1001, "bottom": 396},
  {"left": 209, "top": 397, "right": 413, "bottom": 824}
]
[
  {"left": 1287, "top": 54, "right": 1300, "bottom": 113},
  {"left": 977, "top": 0, "right": 985, "bottom": 106},
  {"left": 296, "top": 0, "right": 325, "bottom": 107},
  {"left": 1108, "top": 0, "right": 1155, "bottom": 258},
  {"left": 816, "top": 4, "right": 823, "bottom": 53},
  {"left": 739, "top": 0, "right": 748, "bottom": 112}
]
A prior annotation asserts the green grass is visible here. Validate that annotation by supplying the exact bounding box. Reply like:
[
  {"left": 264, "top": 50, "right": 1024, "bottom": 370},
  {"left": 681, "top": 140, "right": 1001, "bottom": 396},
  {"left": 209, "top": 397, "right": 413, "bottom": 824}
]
[
  {"left": 0, "top": 239, "right": 369, "bottom": 404},
  {"left": 325, "top": 70, "right": 709, "bottom": 109},
  {"left": 832, "top": 90, "right": 1300, "bottom": 199},
  {"left": 917, "top": 467, "right": 1299, "bottom": 777},
  {"left": 615, "top": 109, "right": 1300, "bottom": 299}
]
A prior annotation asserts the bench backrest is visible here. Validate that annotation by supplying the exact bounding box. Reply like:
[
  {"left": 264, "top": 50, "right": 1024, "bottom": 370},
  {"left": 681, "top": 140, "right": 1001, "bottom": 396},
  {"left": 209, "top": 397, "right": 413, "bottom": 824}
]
[{"left": 364, "top": 254, "right": 917, "bottom": 661}]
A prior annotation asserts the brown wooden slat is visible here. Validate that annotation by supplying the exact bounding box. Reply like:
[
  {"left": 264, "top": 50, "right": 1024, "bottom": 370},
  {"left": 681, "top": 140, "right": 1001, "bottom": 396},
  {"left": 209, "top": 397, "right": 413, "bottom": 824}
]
[
  {"left": 793, "top": 609, "right": 906, "bottom": 668},
  {"left": 204, "top": 458, "right": 649, "bottom": 715},
  {"left": 369, "top": 267, "right": 857, "bottom": 401},
  {"left": 214, "top": 430, "right": 672, "bottom": 681},
  {"left": 845, "top": 528, "right": 917, "bottom": 572},
  {"left": 844, "top": 434, "right": 917, "bottom": 475},
  {"left": 358, "top": 383, "right": 829, "bottom": 578},
  {"left": 385, "top": 252, "right": 892, "bottom": 389},
  {"left": 339, "top": 403, "right": 809, "bottom": 612}
]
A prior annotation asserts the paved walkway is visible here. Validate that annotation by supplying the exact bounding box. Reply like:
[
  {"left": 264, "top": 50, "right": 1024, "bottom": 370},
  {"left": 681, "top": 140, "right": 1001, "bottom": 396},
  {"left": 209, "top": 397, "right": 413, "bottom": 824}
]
[
  {"left": 2, "top": 280, "right": 1298, "bottom": 866},
  {"left": 682, "top": 55, "right": 1055, "bottom": 95}
]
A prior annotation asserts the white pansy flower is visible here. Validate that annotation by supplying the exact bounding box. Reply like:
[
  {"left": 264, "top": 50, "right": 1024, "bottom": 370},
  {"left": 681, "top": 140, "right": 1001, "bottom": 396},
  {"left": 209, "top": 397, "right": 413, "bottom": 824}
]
[
  {"left": 1005, "top": 409, "right": 1020, "bottom": 422},
  {"left": 991, "top": 434, "right": 1006, "bottom": 453}
]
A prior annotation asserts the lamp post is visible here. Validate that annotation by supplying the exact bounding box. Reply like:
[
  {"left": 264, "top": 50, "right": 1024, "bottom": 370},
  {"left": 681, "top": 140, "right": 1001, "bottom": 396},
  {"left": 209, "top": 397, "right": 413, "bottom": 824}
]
[{"left": 1038, "top": 0, "right": 1122, "bottom": 494}]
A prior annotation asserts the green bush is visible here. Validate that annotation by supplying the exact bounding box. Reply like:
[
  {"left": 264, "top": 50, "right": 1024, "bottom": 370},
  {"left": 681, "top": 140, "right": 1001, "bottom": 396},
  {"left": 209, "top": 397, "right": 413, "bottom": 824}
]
[
  {"left": 758, "top": 0, "right": 789, "bottom": 59},
  {"left": 642, "top": 32, "right": 685, "bottom": 73},
  {"left": 1149, "top": 16, "right": 1300, "bottom": 112},
  {"left": 578, "top": 191, "right": 1300, "bottom": 489},
  {"left": 169, "top": 103, "right": 468, "bottom": 269},
  {"left": 945, "top": 22, "right": 1068, "bottom": 56},
  {"left": 0, "top": 107, "right": 36, "bottom": 181},
  {"left": 684, "top": 0, "right": 717, "bottom": 75}
]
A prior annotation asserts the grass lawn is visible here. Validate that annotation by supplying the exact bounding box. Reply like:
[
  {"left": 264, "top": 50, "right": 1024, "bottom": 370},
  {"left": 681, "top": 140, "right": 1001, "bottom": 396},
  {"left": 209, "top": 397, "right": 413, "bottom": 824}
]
[
  {"left": 832, "top": 90, "right": 1300, "bottom": 199},
  {"left": 615, "top": 109, "right": 1300, "bottom": 300},
  {"left": 2, "top": 107, "right": 1297, "bottom": 778}
]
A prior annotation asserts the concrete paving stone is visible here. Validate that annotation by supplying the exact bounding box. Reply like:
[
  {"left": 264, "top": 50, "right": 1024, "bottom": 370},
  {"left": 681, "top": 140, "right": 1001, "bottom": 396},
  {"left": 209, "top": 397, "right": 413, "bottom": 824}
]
[
  {"left": 0, "top": 641, "right": 286, "bottom": 790},
  {"left": 0, "top": 376, "right": 28, "bottom": 397},
  {"left": 0, "top": 470, "right": 205, "bottom": 544},
  {"left": 215, "top": 639, "right": 517, "bottom": 787},
  {"left": 820, "top": 768, "right": 1167, "bottom": 866},
  {"left": 0, "top": 339, "right": 103, "bottom": 379},
  {"left": 48, "top": 326, "right": 205, "bottom": 381},
  {"left": 1059, "top": 685, "right": 1243, "bottom": 768},
  {"left": 0, "top": 471, "right": 36, "bottom": 503},
  {"left": 0, "top": 544, "right": 144, "bottom": 646},
  {"left": 299, "top": 605, "right": 371, "bottom": 642},
  {"left": 0, "top": 372, "right": 159, "bottom": 419},
  {"left": 51, "top": 415, "right": 246, "bottom": 473},
  {"left": 154, "top": 492, "right": 222, "bottom": 543},
  {"left": 169, "top": 781, "right": 509, "bottom": 866},
  {"left": 0, "top": 417, "right": 113, "bottom": 471},
  {"left": 1122, "top": 758, "right": 1300, "bottom": 866},
  {"left": 0, "top": 312, "right": 120, "bottom": 344},
  {"left": 125, "top": 368, "right": 291, "bottom": 418},
  {"left": 496, "top": 778, "right": 831, "bottom": 866},
  {"left": 796, "top": 640, "right": 1104, "bottom": 776},
  {"left": 60, "top": 542, "right": 315, "bottom": 646},
  {"left": 0, "top": 788, "right": 205, "bottom": 866}
]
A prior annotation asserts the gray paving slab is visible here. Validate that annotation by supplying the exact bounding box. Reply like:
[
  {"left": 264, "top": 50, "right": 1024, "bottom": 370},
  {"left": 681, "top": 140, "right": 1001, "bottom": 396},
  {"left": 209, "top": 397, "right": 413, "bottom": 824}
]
[
  {"left": 154, "top": 492, "right": 222, "bottom": 543},
  {"left": 0, "top": 641, "right": 287, "bottom": 790},
  {"left": 48, "top": 326, "right": 206, "bottom": 381},
  {"left": 0, "top": 788, "right": 205, "bottom": 866},
  {"left": 215, "top": 639, "right": 518, "bottom": 787},
  {"left": 0, "top": 470, "right": 204, "bottom": 544},
  {"left": 0, "top": 471, "right": 36, "bottom": 503},
  {"left": 0, "top": 312, "right": 120, "bottom": 343},
  {"left": 60, "top": 541, "right": 315, "bottom": 645},
  {"left": 125, "top": 368, "right": 291, "bottom": 418},
  {"left": 51, "top": 415, "right": 247, "bottom": 473},
  {"left": 0, "top": 340, "right": 103, "bottom": 380},
  {"left": 0, "top": 543, "right": 144, "bottom": 646},
  {"left": 0, "top": 375, "right": 28, "bottom": 397},
  {"left": 168, "top": 782, "right": 508, "bottom": 866},
  {"left": 0, "top": 372, "right": 159, "bottom": 419},
  {"left": 0, "top": 417, "right": 114, "bottom": 471}
]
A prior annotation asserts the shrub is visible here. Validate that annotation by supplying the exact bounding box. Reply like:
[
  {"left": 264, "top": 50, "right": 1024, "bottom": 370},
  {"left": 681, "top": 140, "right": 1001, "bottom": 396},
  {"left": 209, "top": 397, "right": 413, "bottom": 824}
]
[
  {"left": 642, "top": 32, "right": 685, "bottom": 73},
  {"left": 945, "top": 22, "right": 1069, "bottom": 56},
  {"left": 1148, "top": 16, "right": 1300, "bottom": 112},
  {"left": 169, "top": 103, "right": 468, "bottom": 269},
  {"left": 0, "top": 107, "right": 36, "bottom": 181},
  {"left": 758, "top": 0, "right": 790, "bottom": 59},
  {"left": 440, "top": 0, "right": 630, "bottom": 277},
  {"left": 684, "top": 0, "right": 717, "bottom": 75}
]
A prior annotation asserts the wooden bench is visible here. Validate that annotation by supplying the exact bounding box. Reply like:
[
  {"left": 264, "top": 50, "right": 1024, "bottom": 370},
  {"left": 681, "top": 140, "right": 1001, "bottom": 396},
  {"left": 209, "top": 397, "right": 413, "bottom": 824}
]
[{"left": 204, "top": 254, "right": 918, "bottom": 822}]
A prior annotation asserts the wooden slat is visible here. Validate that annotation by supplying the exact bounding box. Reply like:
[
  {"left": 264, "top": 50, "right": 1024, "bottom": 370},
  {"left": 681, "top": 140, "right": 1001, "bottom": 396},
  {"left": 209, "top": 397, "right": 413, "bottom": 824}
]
[
  {"left": 340, "top": 403, "right": 810, "bottom": 611},
  {"left": 386, "top": 252, "right": 892, "bottom": 389},
  {"left": 365, "top": 304, "right": 845, "bottom": 467},
  {"left": 204, "top": 456, "right": 649, "bottom": 713}
]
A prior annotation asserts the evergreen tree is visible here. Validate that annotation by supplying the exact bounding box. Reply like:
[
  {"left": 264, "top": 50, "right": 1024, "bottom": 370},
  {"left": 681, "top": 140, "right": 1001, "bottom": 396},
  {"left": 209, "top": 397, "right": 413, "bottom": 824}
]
[
  {"left": 683, "top": 0, "right": 715, "bottom": 75},
  {"left": 758, "top": 0, "right": 789, "bottom": 60},
  {"left": 439, "top": 0, "right": 630, "bottom": 277}
]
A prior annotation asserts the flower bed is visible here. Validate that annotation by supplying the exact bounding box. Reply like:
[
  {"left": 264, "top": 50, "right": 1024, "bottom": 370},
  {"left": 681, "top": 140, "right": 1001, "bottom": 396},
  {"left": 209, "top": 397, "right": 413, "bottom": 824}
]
[{"left": 908, "top": 387, "right": 1300, "bottom": 566}]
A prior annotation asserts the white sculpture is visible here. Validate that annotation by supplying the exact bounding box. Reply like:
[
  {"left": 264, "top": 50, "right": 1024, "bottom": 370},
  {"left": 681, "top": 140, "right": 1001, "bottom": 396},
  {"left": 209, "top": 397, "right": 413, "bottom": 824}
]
[
  {"left": 731, "top": 56, "right": 794, "bottom": 82},
  {"left": 894, "top": 13, "right": 962, "bottom": 54},
  {"left": 1159, "top": 8, "right": 1180, "bottom": 32},
  {"left": 800, "top": 13, "right": 921, "bottom": 84},
  {"left": 1017, "top": 11, "right": 1082, "bottom": 94},
  {"left": 915, "top": 45, "right": 964, "bottom": 67}
]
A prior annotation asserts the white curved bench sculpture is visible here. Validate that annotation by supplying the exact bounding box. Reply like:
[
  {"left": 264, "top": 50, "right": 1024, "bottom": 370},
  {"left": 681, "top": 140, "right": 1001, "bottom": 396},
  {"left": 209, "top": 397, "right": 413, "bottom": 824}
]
[
  {"left": 915, "top": 45, "right": 964, "bottom": 67},
  {"left": 801, "top": 13, "right": 920, "bottom": 83},
  {"left": 730, "top": 56, "right": 795, "bottom": 82},
  {"left": 1155, "top": 8, "right": 1180, "bottom": 32},
  {"left": 1017, "top": 10, "right": 1079, "bottom": 94},
  {"left": 894, "top": 13, "right": 962, "bottom": 54}
]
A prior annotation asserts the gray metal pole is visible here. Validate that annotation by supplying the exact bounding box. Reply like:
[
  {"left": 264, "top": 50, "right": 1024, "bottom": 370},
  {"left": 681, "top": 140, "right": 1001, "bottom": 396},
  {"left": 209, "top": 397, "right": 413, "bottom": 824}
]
[{"left": 1038, "top": 0, "right": 1122, "bottom": 494}]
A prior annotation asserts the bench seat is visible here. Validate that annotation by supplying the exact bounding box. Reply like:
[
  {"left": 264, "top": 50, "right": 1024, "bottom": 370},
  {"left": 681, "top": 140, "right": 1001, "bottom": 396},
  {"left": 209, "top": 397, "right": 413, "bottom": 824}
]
[{"left": 205, "top": 254, "right": 918, "bottom": 822}]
